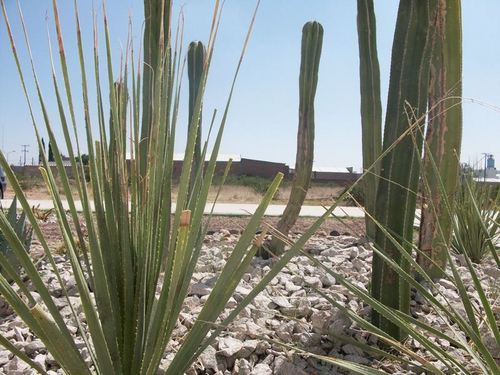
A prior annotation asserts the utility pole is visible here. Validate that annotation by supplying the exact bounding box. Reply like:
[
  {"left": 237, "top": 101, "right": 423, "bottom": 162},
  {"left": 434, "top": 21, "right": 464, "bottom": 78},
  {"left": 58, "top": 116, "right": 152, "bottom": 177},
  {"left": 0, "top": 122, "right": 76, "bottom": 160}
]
[
  {"left": 482, "top": 152, "right": 489, "bottom": 181},
  {"left": 21, "top": 144, "right": 29, "bottom": 166}
]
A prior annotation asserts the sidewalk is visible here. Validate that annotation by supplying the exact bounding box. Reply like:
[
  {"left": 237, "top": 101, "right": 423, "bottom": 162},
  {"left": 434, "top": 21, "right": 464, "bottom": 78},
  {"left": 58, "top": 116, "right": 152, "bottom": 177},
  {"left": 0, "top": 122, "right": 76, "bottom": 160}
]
[
  {"left": 0, "top": 199, "right": 366, "bottom": 218},
  {"left": 1, "top": 199, "right": 425, "bottom": 226}
]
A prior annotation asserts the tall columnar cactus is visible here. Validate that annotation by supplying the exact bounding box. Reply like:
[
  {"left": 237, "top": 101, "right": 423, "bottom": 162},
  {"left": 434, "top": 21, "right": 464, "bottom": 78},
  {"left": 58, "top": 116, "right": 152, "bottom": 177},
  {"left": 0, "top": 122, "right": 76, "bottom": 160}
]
[
  {"left": 140, "top": 0, "right": 171, "bottom": 177},
  {"left": 356, "top": 0, "right": 382, "bottom": 240},
  {"left": 187, "top": 41, "right": 206, "bottom": 187},
  {"left": 418, "top": 0, "right": 462, "bottom": 279},
  {"left": 371, "top": 0, "right": 437, "bottom": 340},
  {"left": 267, "top": 21, "right": 323, "bottom": 256}
]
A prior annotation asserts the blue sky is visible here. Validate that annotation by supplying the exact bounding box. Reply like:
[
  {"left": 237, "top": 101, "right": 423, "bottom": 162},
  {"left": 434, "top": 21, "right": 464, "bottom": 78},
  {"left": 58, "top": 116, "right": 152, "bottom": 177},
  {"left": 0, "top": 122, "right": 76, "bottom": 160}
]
[{"left": 0, "top": 1, "right": 499, "bottom": 170}]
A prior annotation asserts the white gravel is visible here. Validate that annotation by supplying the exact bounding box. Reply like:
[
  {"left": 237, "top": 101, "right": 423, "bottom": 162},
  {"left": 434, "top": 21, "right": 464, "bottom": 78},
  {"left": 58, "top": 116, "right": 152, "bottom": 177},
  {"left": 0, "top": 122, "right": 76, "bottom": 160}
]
[{"left": 0, "top": 231, "right": 498, "bottom": 374}]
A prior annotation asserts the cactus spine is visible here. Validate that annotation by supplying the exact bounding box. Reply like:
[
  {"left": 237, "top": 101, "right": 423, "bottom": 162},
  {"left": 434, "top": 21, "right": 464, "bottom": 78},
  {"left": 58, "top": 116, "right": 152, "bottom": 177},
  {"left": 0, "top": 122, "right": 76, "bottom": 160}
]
[
  {"left": 371, "top": 0, "right": 437, "bottom": 340},
  {"left": 418, "top": 0, "right": 462, "bottom": 279},
  {"left": 267, "top": 21, "right": 323, "bottom": 256},
  {"left": 187, "top": 41, "right": 206, "bottom": 184},
  {"left": 356, "top": 0, "right": 382, "bottom": 240}
]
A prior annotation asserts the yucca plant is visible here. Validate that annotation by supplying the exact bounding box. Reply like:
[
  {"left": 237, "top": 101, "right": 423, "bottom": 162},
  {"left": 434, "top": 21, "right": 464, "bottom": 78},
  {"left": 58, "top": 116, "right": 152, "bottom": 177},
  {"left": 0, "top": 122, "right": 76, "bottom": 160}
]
[
  {"left": 0, "top": 0, "right": 327, "bottom": 373},
  {"left": 452, "top": 172, "right": 500, "bottom": 264}
]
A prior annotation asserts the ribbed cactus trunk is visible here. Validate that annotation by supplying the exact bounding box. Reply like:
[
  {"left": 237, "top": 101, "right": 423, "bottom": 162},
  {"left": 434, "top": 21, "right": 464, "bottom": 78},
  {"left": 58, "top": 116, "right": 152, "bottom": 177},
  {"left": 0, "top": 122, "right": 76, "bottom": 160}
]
[
  {"left": 418, "top": 0, "right": 462, "bottom": 279},
  {"left": 187, "top": 41, "right": 206, "bottom": 190},
  {"left": 267, "top": 22, "right": 323, "bottom": 257},
  {"left": 140, "top": 0, "right": 171, "bottom": 177},
  {"left": 356, "top": 0, "right": 382, "bottom": 240},
  {"left": 371, "top": 0, "right": 437, "bottom": 340}
]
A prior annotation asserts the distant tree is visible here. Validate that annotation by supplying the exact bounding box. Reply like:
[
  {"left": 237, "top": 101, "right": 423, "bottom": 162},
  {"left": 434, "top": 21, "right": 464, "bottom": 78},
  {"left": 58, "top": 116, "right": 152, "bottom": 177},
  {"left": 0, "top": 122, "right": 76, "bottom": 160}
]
[
  {"left": 75, "top": 154, "right": 89, "bottom": 165},
  {"left": 39, "top": 138, "right": 45, "bottom": 165},
  {"left": 48, "top": 141, "right": 54, "bottom": 162}
]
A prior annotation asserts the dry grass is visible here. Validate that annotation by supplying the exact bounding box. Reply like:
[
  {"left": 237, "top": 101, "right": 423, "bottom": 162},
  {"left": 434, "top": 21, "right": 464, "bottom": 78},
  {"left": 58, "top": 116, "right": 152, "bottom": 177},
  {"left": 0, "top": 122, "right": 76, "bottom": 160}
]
[{"left": 9, "top": 171, "right": 349, "bottom": 205}]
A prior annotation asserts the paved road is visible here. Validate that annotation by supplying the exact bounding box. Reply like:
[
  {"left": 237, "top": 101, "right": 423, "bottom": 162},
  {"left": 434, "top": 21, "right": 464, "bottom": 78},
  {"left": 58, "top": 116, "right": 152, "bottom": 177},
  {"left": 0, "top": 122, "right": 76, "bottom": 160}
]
[{"left": 0, "top": 199, "right": 366, "bottom": 218}]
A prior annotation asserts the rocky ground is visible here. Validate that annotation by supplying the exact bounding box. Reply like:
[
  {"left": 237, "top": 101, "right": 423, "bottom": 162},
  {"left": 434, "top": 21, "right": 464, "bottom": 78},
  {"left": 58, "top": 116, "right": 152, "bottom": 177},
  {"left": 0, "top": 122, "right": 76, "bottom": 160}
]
[{"left": 0, "top": 220, "right": 498, "bottom": 374}]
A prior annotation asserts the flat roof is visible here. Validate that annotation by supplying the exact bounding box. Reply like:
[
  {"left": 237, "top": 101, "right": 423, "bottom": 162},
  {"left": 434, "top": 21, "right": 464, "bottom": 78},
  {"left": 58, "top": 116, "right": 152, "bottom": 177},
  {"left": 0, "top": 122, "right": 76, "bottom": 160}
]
[
  {"left": 125, "top": 152, "right": 241, "bottom": 162},
  {"left": 313, "top": 166, "right": 352, "bottom": 173},
  {"left": 174, "top": 153, "right": 241, "bottom": 162}
]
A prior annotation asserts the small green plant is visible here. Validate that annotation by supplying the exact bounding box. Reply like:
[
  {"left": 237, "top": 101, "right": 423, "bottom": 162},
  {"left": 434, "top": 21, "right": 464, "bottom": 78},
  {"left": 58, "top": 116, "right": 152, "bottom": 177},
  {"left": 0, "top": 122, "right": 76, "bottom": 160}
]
[
  {"left": 451, "top": 173, "right": 500, "bottom": 264},
  {"left": 0, "top": 198, "right": 32, "bottom": 282},
  {"left": 339, "top": 183, "right": 365, "bottom": 206}
]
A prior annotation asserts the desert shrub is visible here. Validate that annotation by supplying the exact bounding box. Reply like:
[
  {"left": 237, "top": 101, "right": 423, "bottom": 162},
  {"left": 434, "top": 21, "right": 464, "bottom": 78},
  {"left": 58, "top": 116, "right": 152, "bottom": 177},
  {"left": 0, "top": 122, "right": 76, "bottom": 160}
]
[
  {"left": 227, "top": 175, "right": 273, "bottom": 194},
  {"left": 451, "top": 173, "right": 500, "bottom": 264},
  {"left": 0, "top": 198, "right": 32, "bottom": 282},
  {"left": 340, "top": 182, "right": 365, "bottom": 206}
]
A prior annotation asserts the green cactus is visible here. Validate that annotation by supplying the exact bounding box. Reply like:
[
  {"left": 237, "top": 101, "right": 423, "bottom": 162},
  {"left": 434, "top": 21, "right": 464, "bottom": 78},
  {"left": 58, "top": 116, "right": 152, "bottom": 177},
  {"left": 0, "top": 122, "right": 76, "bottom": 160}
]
[
  {"left": 187, "top": 41, "right": 206, "bottom": 187},
  {"left": 266, "top": 21, "right": 323, "bottom": 257},
  {"left": 0, "top": 198, "right": 32, "bottom": 282},
  {"left": 371, "top": 0, "right": 437, "bottom": 340},
  {"left": 418, "top": 0, "right": 462, "bottom": 279},
  {"left": 356, "top": 0, "right": 382, "bottom": 240},
  {"left": 140, "top": 0, "right": 171, "bottom": 177}
]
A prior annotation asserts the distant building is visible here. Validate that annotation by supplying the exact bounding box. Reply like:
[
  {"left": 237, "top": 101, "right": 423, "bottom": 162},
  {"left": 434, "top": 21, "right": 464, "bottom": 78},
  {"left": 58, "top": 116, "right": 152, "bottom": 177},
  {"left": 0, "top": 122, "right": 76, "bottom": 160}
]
[
  {"left": 125, "top": 152, "right": 360, "bottom": 182},
  {"left": 474, "top": 154, "right": 500, "bottom": 184},
  {"left": 485, "top": 154, "right": 497, "bottom": 179},
  {"left": 310, "top": 166, "right": 360, "bottom": 182}
]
